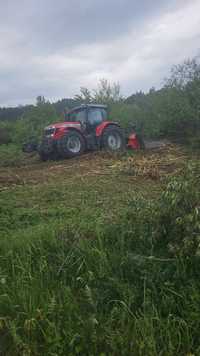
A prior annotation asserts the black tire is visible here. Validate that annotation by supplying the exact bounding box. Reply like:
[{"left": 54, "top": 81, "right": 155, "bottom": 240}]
[
  {"left": 57, "top": 131, "right": 85, "bottom": 158},
  {"left": 38, "top": 138, "right": 54, "bottom": 161},
  {"left": 101, "top": 126, "right": 125, "bottom": 151},
  {"left": 38, "top": 150, "right": 49, "bottom": 161}
]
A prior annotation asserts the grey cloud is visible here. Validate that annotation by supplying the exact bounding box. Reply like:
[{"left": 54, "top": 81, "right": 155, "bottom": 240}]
[
  {"left": 1, "top": 0, "right": 183, "bottom": 52},
  {"left": 0, "top": 0, "right": 199, "bottom": 106}
]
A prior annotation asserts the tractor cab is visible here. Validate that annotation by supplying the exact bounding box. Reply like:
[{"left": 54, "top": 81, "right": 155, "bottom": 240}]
[{"left": 65, "top": 104, "right": 108, "bottom": 133}]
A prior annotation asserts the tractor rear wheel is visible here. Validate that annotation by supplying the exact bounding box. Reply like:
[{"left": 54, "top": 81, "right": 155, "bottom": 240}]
[
  {"left": 57, "top": 131, "right": 85, "bottom": 158},
  {"left": 102, "top": 126, "right": 125, "bottom": 151}
]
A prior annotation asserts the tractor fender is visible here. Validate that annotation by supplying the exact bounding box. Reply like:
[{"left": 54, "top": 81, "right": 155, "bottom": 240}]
[
  {"left": 54, "top": 126, "right": 83, "bottom": 139},
  {"left": 96, "top": 121, "right": 121, "bottom": 137}
]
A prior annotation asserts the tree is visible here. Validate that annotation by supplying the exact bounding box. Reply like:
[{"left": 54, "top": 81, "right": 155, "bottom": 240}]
[
  {"left": 36, "top": 96, "right": 46, "bottom": 106},
  {"left": 74, "top": 79, "right": 123, "bottom": 106},
  {"left": 165, "top": 58, "right": 200, "bottom": 89},
  {"left": 12, "top": 102, "right": 58, "bottom": 144},
  {"left": 74, "top": 87, "right": 92, "bottom": 104},
  {"left": 159, "top": 57, "right": 200, "bottom": 141},
  {"left": 93, "top": 79, "right": 122, "bottom": 104}
]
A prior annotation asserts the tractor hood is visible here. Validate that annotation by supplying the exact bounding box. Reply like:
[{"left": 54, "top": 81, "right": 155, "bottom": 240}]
[{"left": 45, "top": 121, "right": 81, "bottom": 130}]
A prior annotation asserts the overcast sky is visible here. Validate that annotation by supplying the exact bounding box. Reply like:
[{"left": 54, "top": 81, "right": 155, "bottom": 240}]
[{"left": 0, "top": 0, "right": 200, "bottom": 107}]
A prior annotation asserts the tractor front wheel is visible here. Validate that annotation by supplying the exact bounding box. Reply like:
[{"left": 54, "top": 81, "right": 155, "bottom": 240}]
[
  {"left": 38, "top": 139, "right": 54, "bottom": 161},
  {"left": 57, "top": 131, "right": 85, "bottom": 158},
  {"left": 102, "top": 126, "right": 125, "bottom": 151},
  {"left": 38, "top": 150, "right": 49, "bottom": 161}
]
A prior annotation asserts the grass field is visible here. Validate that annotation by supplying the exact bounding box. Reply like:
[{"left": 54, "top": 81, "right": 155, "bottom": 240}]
[{"left": 0, "top": 144, "right": 200, "bottom": 355}]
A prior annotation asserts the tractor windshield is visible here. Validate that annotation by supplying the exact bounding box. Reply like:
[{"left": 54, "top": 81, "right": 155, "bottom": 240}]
[{"left": 67, "top": 109, "right": 86, "bottom": 124}]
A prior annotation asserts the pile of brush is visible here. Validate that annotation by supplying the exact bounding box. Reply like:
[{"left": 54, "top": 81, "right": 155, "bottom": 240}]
[{"left": 111, "top": 145, "right": 187, "bottom": 180}]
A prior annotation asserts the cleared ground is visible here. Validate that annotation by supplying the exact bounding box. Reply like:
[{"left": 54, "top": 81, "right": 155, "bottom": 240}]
[
  {"left": 0, "top": 143, "right": 190, "bottom": 189},
  {"left": 0, "top": 143, "right": 199, "bottom": 355},
  {"left": 0, "top": 143, "right": 193, "bottom": 238}
]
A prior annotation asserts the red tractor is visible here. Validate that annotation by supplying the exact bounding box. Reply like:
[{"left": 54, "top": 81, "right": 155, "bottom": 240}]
[{"left": 38, "top": 104, "right": 142, "bottom": 160}]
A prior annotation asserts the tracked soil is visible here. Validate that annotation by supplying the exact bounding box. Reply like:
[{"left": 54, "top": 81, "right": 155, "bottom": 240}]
[
  {"left": 0, "top": 143, "right": 192, "bottom": 191},
  {"left": 0, "top": 152, "right": 119, "bottom": 189}
]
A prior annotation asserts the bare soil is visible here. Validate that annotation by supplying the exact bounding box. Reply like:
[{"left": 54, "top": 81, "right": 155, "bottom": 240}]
[{"left": 0, "top": 142, "right": 192, "bottom": 191}]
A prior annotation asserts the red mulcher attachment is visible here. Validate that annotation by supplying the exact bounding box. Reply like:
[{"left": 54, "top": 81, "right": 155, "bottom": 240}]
[
  {"left": 127, "top": 132, "right": 141, "bottom": 149},
  {"left": 126, "top": 125, "right": 145, "bottom": 150}
]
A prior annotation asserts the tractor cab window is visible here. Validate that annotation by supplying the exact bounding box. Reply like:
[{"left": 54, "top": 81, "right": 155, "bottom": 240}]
[
  {"left": 68, "top": 109, "right": 86, "bottom": 125},
  {"left": 101, "top": 108, "right": 107, "bottom": 120},
  {"left": 88, "top": 108, "right": 104, "bottom": 127}
]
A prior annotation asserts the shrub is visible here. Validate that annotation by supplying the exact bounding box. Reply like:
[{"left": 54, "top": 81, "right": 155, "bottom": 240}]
[
  {"left": 0, "top": 127, "right": 12, "bottom": 144},
  {"left": 156, "top": 163, "right": 200, "bottom": 256}
]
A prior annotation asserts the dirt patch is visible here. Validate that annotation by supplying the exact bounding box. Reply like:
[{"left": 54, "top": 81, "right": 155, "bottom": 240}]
[
  {"left": 0, "top": 152, "right": 117, "bottom": 189},
  {"left": 0, "top": 145, "right": 190, "bottom": 190}
]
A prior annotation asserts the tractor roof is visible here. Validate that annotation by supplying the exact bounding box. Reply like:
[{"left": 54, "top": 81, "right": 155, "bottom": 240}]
[{"left": 68, "top": 104, "right": 107, "bottom": 113}]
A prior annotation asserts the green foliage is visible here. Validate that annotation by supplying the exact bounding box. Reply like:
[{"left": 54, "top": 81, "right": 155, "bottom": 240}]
[
  {"left": 93, "top": 79, "right": 122, "bottom": 104},
  {"left": 0, "top": 97, "right": 59, "bottom": 146},
  {"left": 6, "top": 102, "right": 58, "bottom": 145},
  {"left": 0, "top": 144, "right": 25, "bottom": 167},
  {"left": 0, "top": 57, "right": 200, "bottom": 354},
  {"left": 0, "top": 105, "right": 32, "bottom": 122},
  {"left": 0, "top": 160, "right": 200, "bottom": 354},
  {"left": 1, "top": 57, "right": 200, "bottom": 145},
  {"left": 74, "top": 87, "right": 93, "bottom": 104},
  {"left": 156, "top": 163, "right": 200, "bottom": 257},
  {"left": 0, "top": 122, "right": 13, "bottom": 144},
  {"left": 75, "top": 79, "right": 123, "bottom": 106},
  {"left": 109, "top": 102, "right": 144, "bottom": 129},
  {"left": 121, "top": 57, "right": 200, "bottom": 140},
  {"left": 106, "top": 58, "right": 200, "bottom": 141}
]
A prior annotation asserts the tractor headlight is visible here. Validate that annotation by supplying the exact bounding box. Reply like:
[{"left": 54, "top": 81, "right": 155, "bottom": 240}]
[{"left": 44, "top": 127, "right": 56, "bottom": 137}]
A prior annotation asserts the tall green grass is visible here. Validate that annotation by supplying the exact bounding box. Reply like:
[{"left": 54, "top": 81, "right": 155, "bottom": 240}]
[{"left": 0, "top": 164, "right": 200, "bottom": 355}]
